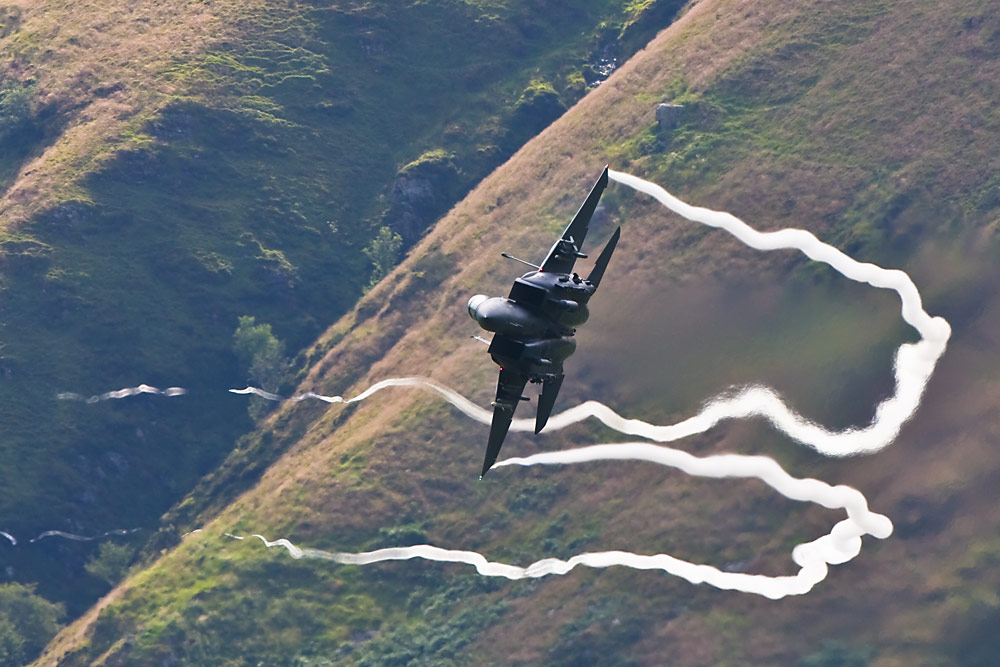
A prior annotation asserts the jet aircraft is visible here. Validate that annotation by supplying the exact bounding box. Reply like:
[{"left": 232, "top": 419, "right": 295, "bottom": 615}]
[{"left": 468, "top": 166, "right": 620, "bottom": 478}]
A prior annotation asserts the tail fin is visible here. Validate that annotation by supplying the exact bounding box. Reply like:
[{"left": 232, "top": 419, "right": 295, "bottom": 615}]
[
  {"left": 586, "top": 226, "right": 621, "bottom": 290},
  {"left": 541, "top": 167, "right": 610, "bottom": 274}
]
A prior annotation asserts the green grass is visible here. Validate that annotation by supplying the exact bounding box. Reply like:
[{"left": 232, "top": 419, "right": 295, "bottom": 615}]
[
  {"left": 36, "top": 0, "right": 1000, "bottom": 664},
  {"left": 0, "top": 0, "right": 683, "bottom": 620}
]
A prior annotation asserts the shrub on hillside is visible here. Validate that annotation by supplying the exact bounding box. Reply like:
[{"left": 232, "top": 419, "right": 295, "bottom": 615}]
[
  {"left": 364, "top": 226, "right": 403, "bottom": 288},
  {"left": 234, "top": 315, "right": 290, "bottom": 420},
  {"left": 85, "top": 541, "right": 138, "bottom": 586},
  {"left": 0, "top": 583, "right": 64, "bottom": 666},
  {"left": 0, "top": 79, "right": 36, "bottom": 144}
]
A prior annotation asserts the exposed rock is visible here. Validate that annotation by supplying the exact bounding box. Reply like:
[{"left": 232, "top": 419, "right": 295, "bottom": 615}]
[
  {"left": 383, "top": 150, "right": 460, "bottom": 246},
  {"left": 257, "top": 259, "right": 298, "bottom": 291},
  {"left": 386, "top": 176, "right": 435, "bottom": 244},
  {"left": 45, "top": 201, "right": 90, "bottom": 228},
  {"left": 656, "top": 103, "right": 685, "bottom": 130}
]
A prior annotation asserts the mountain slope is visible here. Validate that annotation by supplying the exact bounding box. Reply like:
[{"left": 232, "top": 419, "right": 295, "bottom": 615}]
[
  {"left": 39, "top": 0, "right": 1000, "bottom": 663},
  {"left": 0, "top": 0, "right": 682, "bottom": 617}
]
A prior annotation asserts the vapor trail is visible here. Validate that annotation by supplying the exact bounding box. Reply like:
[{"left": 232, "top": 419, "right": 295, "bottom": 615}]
[
  {"left": 28, "top": 528, "right": 141, "bottom": 543},
  {"left": 226, "top": 439, "right": 891, "bottom": 600},
  {"left": 222, "top": 172, "right": 951, "bottom": 598},
  {"left": 606, "top": 169, "right": 951, "bottom": 455},
  {"left": 57, "top": 384, "right": 187, "bottom": 402},
  {"left": 0, "top": 527, "right": 142, "bottom": 546},
  {"left": 232, "top": 366, "right": 931, "bottom": 460}
]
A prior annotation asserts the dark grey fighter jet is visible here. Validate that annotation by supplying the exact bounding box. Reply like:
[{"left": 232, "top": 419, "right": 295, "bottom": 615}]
[{"left": 468, "top": 166, "right": 620, "bottom": 478}]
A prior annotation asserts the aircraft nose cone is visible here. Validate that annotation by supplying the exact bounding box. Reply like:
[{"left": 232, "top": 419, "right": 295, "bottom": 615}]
[{"left": 468, "top": 294, "right": 489, "bottom": 321}]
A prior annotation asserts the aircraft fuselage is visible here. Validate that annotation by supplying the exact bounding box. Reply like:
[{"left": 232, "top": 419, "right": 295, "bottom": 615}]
[
  {"left": 468, "top": 269, "right": 597, "bottom": 377},
  {"left": 470, "top": 166, "right": 619, "bottom": 477}
]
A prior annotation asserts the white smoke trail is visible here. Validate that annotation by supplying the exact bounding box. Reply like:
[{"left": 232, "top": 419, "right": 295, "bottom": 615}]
[
  {"left": 28, "top": 528, "right": 141, "bottom": 543},
  {"left": 229, "top": 386, "right": 286, "bottom": 401},
  {"left": 222, "top": 172, "right": 949, "bottom": 598},
  {"left": 229, "top": 378, "right": 467, "bottom": 406},
  {"left": 227, "top": 439, "right": 891, "bottom": 599},
  {"left": 231, "top": 364, "right": 936, "bottom": 460},
  {"left": 57, "top": 384, "right": 187, "bottom": 403},
  {"left": 228, "top": 386, "right": 346, "bottom": 403},
  {"left": 606, "top": 169, "right": 951, "bottom": 456},
  {"left": 0, "top": 528, "right": 143, "bottom": 545}
]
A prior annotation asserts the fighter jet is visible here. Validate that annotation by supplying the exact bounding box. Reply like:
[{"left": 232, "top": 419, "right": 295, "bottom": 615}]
[{"left": 468, "top": 166, "right": 620, "bottom": 478}]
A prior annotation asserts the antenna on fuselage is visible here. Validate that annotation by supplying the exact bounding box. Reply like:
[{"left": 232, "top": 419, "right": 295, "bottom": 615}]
[{"left": 500, "top": 253, "right": 541, "bottom": 270}]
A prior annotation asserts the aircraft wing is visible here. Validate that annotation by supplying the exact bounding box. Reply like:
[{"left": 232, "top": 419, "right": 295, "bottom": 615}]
[
  {"left": 481, "top": 368, "right": 529, "bottom": 478},
  {"left": 539, "top": 166, "right": 609, "bottom": 274}
]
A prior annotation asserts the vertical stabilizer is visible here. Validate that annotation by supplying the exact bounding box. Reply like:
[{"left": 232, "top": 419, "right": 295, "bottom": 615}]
[
  {"left": 586, "top": 226, "right": 620, "bottom": 290},
  {"left": 540, "top": 167, "right": 610, "bottom": 274}
]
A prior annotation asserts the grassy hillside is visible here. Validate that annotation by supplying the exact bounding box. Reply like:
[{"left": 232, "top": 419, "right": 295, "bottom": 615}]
[
  {"left": 36, "top": 0, "right": 1000, "bottom": 664},
  {"left": 0, "top": 0, "right": 684, "bottom": 619}
]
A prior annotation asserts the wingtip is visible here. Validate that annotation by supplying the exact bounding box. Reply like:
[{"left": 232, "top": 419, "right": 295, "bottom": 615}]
[{"left": 534, "top": 412, "right": 547, "bottom": 434}]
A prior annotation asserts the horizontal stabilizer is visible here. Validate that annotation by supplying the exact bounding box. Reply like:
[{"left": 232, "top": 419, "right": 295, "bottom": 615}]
[
  {"left": 482, "top": 368, "right": 529, "bottom": 477},
  {"left": 482, "top": 408, "right": 515, "bottom": 478},
  {"left": 586, "top": 226, "right": 620, "bottom": 290},
  {"left": 535, "top": 373, "right": 564, "bottom": 434}
]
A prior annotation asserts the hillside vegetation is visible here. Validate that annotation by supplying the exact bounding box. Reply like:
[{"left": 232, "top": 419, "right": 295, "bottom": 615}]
[
  {"left": 0, "top": 0, "right": 683, "bottom": 619},
  {"left": 34, "top": 0, "right": 1000, "bottom": 664}
]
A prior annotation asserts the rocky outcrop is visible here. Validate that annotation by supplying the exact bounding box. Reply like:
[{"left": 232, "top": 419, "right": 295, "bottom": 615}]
[
  {"left": 383, "top": 149, "right": 460, "bottom": 247},
  {"left": 655, "top": 102, "right": 685, "bottom": 130}
]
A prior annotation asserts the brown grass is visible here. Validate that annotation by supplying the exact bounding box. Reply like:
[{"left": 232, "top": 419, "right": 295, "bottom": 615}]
[
  {"left": 0, "top": 0, "right": 265, "bottom": 228},
  {"left": 39, "top": 0, "right": 1000, "bottom": 663}
]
